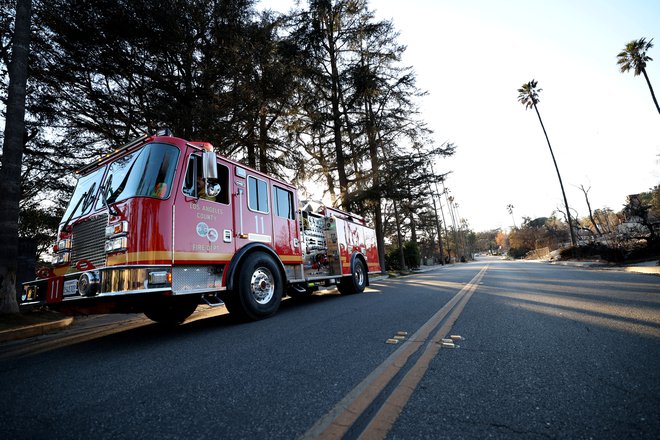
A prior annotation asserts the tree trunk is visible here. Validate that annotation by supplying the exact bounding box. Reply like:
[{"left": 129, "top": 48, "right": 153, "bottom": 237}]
[
  {"left": 392, "top": 201, "right": 407, "bottom": 271},
  {"left": 339, "top": 82, "right": 362, "bottom": 201},
  {"left": 430, "top": 194, "right": 445, "bottom": 265},
  {"left": 246, "top": 130, "right": 256, "bottom": 169},
  {"left": 641, "top": 68, "right": 660, "bottom": 115},
  {"left": 580, "top": 185, "right": 602, "bottom": 237},
  {"left": 258, "top": 109, "right": 268, "bottom": 173},
  {"left": 373, "top": 198, "right": 386, "bottom": 273},
  {"left": 533, "top": 103, "right": 577, "bottom": 247},
  {"left": 363, "top": 96, "right": 386, "bottom": 272},
  {"left": 315, "top": 136, "right": 338, "bottom": 206},
  {"left": 437, "top": 182, "right": 451, "bottom": 263},
  {"left": 0, "top": 0, "right": 32, "bottom": 315},
  {"left": 406, "top": 183, "right": 417, "bottom": 245},
  {"left": 326, "top": 24, "right": 350, "bottom": 210}
]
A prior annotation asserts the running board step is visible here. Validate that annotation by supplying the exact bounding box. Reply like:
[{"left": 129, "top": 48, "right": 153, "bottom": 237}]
[
  {"left": 202, "top": 294, "right": 225, "bottom": 307},
  {"left": 290, "top": 284, "right": 307, "bottom": 294}
]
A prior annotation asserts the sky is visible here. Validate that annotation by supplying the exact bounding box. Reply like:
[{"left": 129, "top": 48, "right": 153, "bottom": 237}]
[{"left": 260, "top": 0, "right": 660, "bottom": 232}]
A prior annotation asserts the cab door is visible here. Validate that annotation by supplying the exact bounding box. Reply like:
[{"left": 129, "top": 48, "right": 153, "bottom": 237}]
[{"left": 173, "top": 152, "right": 234, "bottom": 266}]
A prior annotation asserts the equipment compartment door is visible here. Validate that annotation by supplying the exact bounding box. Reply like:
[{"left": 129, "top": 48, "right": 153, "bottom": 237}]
[
  {"left": 233, "top": 172, "right": 273, "bottom": 247},
  {"left": 271, "top": 184, "right": 302, "bottom": 264}
]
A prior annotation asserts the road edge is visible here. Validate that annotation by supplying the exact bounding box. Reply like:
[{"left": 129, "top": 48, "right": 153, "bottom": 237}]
[{"left": 0, "top": 317, "right": 75, "bottom": 343}]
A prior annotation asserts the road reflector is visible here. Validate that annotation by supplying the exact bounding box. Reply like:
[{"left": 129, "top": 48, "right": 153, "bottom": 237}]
[{"left": 386, "top": 338, "right": 399, "bottom": 344}]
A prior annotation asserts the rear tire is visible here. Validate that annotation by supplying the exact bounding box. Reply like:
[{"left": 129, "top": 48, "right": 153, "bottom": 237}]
[
  {"left": 144, "top": 297, "right": 198, "bottom": 326},
  {"left": 337, "top": 258, "right": 367, "bottom": 295}
]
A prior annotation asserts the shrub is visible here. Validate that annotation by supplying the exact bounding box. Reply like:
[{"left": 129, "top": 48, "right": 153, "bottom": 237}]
[
  {"left": 385, "top": 241, "right": 422, "bottom": 270},
  {"left": 403, "top": 241, "right": 421, "bottom": 269},
  {"left": 508, "top": 247, "right": 530, "bottom": 259}
]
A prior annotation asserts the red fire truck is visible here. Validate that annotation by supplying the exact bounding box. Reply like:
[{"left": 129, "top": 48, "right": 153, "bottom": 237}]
[{"left": 20, "top": 131, "right": 382, "bottom": 324}]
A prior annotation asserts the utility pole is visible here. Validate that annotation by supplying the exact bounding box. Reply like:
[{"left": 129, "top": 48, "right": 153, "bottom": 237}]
[{"left": 426, "top": 163, "right": 444, "bottom": 265}]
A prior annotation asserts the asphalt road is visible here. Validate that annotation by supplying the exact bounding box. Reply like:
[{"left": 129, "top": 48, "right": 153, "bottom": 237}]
[{"left": 1, "top": 257, "right": 658, "bottom": 439}]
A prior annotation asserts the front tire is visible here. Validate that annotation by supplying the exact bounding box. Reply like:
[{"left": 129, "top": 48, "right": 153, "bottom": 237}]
[
  {"left": 231, "top": 252, "right": 283, "bottom": 320},
  {"left": 337, "top": 258, "right": 367, "bottom": 295}
]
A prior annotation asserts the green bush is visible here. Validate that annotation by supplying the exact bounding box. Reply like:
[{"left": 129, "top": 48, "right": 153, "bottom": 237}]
[
  {"left": 385, "top": 241, "right": 421, "bottom": 270},
  {"left": 507, "top": 247, "right": 530, "bottom": 259},
  {"left": 385, "top": 247, "right": 402, "bottom": 271},
  {"left": 404, "top": 241, "right": 421, "bottom": 269}
]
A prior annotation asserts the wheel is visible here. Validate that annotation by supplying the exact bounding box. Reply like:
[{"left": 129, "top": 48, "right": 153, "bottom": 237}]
[
  {"left": 337, "top": 258, "right": 367, "bottom": 295},
  {"left": 144, "top": 297, "right": 198, "bottom": 326},
  {"left": 232, "top": 252, "right": 283, "bottom": 320}
]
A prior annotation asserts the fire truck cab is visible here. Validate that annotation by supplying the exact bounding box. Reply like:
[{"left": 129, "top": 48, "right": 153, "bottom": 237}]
[{"left": 21, "top": 132, "right": 382, "bottom": 324}]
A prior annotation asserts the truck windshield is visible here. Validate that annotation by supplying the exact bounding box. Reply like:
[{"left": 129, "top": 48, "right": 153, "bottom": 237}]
[
  {"left": 96, "top": 143, "right": 179, "bottom": 209},
  {"left": 61, "top": 166, "right": 107, "bottom": 222}
]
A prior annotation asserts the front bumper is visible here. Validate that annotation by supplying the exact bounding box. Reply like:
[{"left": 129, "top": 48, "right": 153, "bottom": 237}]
[{"left": 21, "top": 264, "right": 226, "bottom": 307}]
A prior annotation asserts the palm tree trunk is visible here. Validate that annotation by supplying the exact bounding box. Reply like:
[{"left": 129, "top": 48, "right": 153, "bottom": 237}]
[
  {"left": 0, "top": 0, "right": 32, "bottom": 315},
  {"left": 641, "top": 68, "right": 660, "bottom": 115},
  {"left": 533, "top": 103, "right": 577, "bottom": 247}
]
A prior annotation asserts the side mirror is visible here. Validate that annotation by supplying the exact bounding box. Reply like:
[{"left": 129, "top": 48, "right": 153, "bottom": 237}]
[
  {"left": 206, "top": 183, "right": 221, "bottom": 197},
  {"left": 202, "top": 150, "right": 218, "bottom": 180}
]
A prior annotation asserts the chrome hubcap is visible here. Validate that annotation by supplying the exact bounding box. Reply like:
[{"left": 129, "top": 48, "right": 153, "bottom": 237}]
[
  {"left": 250, "top": 267, "right": 274, "bottom": 304},
  {"left": 355, "top": 264, "right": 365, "bottom": 286}
]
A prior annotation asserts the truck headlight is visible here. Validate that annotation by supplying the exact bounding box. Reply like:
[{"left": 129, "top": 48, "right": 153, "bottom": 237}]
[
  {"left": 105, "top": 221, "right": 128, "bottom": 238},
  {"left": 22, "top": 285, "right": 37, "bottom": 302},
  {"left": 105, "top": 236, "right": 127, "bottom": 253},
  {"left": 55, "top": 239, "right": 72, "bottom": 252},
  {"left": 53, "top": 252, "right": 71, "bottom": 266}
]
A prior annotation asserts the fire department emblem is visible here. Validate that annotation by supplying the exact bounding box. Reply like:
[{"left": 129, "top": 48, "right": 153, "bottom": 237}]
[{"left": 196, "top": 222, "right": 209, "bottom": 237}]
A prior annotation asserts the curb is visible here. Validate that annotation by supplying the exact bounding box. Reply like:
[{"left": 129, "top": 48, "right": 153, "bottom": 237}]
[
  {"left": 624, "top": 266, "right": 660, "bottom": 275},
  {"left": 548, "top": 260, "right": 660, "bottom": 275},
  {"left": 0, "top": 317, "right": 75, "bottom": 344}
]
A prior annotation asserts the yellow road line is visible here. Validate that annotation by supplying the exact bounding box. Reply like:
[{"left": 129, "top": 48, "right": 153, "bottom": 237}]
[
  {"left": 360, "top": 266, "right": 487, "bottom": 439},
  {"left": 300, "top": 265, "right": 489, "bottom": 440}
]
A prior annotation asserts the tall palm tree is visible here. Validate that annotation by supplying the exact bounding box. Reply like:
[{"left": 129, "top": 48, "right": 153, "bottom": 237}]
[
  {"left": 517, "top": 80, "right": 577, "bottom": 247},
  {"left": 617, "top": 37, "right": 660, "bottom": 115},
  {"left": 506, "top": 204, "right": 517, "bottom": 229}
]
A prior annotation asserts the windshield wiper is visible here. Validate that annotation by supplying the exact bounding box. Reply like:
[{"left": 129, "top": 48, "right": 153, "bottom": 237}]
[
  {"left": 100, "top": 180, "right": 119, "bottom": 216},
  {"left": 61, "top": 191, "right": 88, "bottom": 232}
]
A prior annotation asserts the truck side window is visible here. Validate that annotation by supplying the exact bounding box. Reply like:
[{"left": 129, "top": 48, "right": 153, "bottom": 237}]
[
  {"left": 183, "top": 157, "right": 196, "bottom": 196},
  {"left": 183, "top": 155, "right": 230, "bottom": 205},
  {"left": 214, "top": 165, "right": 230, "bottom": 205},
  {"left": 248, "top": 176, "right": 269, "bottom": 213},
  {"left": 273, "top": 186, "right": 294, "bottom": 220}
]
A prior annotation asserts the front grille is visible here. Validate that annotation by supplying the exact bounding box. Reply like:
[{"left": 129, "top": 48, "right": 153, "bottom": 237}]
[{"left": 70, "top": 214, "right": 108, "bottom": 271}]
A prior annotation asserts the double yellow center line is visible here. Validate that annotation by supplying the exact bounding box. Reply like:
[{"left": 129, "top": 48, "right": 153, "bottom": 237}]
[{"left": 301, "top": 265, "right": 489, "bottom": 440}]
